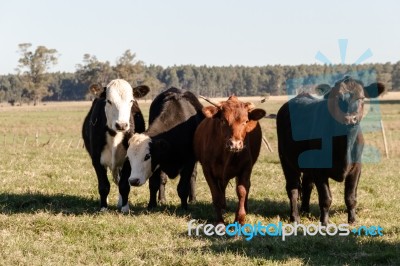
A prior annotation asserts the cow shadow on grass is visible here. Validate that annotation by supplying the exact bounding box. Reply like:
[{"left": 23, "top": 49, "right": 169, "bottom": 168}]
[
  {"left": 153, "top": 195, "right": 358, "bottom": 228},
  {"left": 144, "top": 197, "right": 296, "bottom": 224},
  {"left": 0, "top": 192, "right": 100, "bottom": 215},
  {"left": 0, "top": 190, "right": 345, "bottom": 222}
]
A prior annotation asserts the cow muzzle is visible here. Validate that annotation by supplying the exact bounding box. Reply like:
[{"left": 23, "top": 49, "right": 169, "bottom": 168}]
[
  {"left": 128, "top": 177, "right": 144, "bottom": 187},
  {"left": 227, "top": 139, "right": 244, "bottom": 152},
  {"left": 344, "top": 114, "right": 359, "bottom": 126},
  {"left": 115, "top": 121, "right": 129, "bottom": 132}
]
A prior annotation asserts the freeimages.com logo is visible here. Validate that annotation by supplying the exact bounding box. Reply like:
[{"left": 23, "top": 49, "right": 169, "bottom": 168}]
[{"left": 188, "top": 220, "right": 384, "bottom": 241}]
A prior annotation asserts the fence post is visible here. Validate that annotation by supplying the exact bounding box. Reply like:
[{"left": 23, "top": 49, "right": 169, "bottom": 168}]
[
  {"left": 262, "top": 136, "right": 273, "bottom": 152},
  {"left": 380, "top": 120, "right": 389, "bottom": 159}
]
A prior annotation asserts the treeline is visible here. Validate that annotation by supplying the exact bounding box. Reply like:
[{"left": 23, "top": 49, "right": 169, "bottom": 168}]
[{"left": 1, "top": 45, "right": 400, "bottom": 105}]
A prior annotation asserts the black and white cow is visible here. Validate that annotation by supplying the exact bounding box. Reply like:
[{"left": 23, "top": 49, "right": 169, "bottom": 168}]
[
  {"left": 118, "top": 87, "right": 204, "bottom": 212},
  {"left": 82, "top": 79, "right": 149, "bottom": 211},
  {"left": 276, "top": 76, "right": 384, "bottom": 224}
]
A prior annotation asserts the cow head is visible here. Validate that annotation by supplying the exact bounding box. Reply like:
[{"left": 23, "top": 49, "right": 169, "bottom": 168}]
[
  {"left": 90, "top": 79, "right": 149, "bottom": 132},
  {"left": 320, "top": 76, "right": 385, "bottom": 125},
  {"left": 202, "top": 96, "right": 266, "bottom": 152},
  {"left": 126, "top": 134, "right": 168, "bottom": 186}
]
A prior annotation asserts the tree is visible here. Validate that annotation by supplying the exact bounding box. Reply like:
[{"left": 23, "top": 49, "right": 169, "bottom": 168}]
[
  {"left": 16, "top": 43, "right": 58, "bottom": 105},
  {"left": 75, "top": 54, "right": 115, "bottom": 88},
  {"left": 392, "top": 61, "right": 400, "bottom": 91},
  {"left": 163, "top": 67, "right": 180, "bottom": 88},
  {"left": 113, "top": 50, "right": 145, "bottom": 86}
]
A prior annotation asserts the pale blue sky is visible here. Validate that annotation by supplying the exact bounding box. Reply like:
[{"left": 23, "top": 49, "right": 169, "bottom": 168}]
[{"left": 0, "top": 0, "right": 399, "bottom": 74}]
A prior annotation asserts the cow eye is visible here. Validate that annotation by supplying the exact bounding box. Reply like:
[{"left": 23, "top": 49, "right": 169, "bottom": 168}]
[
  {"left": 107, "top": 100, "right": 112, "bottom": 105},
  {"left": 144, "top": 153, "right": 151, "bottom": 161}
]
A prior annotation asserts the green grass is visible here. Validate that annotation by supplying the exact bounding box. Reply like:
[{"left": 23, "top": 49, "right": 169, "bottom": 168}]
[{"left": 0, "top": 99, "right": 399, "bottom": 265}]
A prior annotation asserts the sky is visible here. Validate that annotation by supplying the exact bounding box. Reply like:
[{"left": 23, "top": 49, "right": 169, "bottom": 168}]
[{"left": 0, "top": 0, "right": 399, "bottom": 74}]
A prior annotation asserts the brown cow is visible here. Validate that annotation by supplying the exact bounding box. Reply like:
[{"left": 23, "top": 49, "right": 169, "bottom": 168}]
[{"left": 194, "top": 96, "right": 266, "bottom": 225}]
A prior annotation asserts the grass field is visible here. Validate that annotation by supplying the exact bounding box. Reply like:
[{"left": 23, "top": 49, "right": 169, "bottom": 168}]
[{"left": 0, "top": 95, "right": 399, "bottom": 265}]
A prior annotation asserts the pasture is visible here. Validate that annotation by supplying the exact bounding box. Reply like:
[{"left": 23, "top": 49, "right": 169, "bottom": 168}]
[{"left": 0, "top": 95, "right": 399, "bottom": 265}]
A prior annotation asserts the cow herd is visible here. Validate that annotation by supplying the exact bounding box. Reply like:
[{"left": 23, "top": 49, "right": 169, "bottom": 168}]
[{"left": 82, "top": 77, "right": 384, "bottom": 226}]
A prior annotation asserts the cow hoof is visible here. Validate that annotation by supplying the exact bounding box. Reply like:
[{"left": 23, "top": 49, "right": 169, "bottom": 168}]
[
  {"left": 158, "top": 199, "right": 167, "bottom": 205},
  {"left": 100, "top": 207, "right": 108, "bottom": 212},
  {"left": 300, "top": 206, "right": 310, "bottom": 213},
  {"left": 348, "top": 217, "right": 356, "bottom": 225},
  {"left": 290, "top": 215, "right": 300, "bottom": 223},
  {"left": 348, "top": 210, "right": 356, "bottom": 224},
  {"left": 121, "top": 204, "right": 130, "bottom": 214},
  {"left": 216, "top": 221, "right": 225, "bottom": 227},
  {"left": 181, "top": 203, "right": 189, "bottom": 210},
  {"left": 188, "top": 199, "right": 197, "bottom": 204},
  {"left": 147, "top": 202, "right": 157, "bottom": 210}
]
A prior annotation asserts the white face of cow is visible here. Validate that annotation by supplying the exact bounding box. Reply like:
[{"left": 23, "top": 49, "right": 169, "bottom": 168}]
[
  {"left": 126, "top": 134, "right": 154, "bottom": 186},
  {"left": 105, "top": 79, "right": 135, "bottom": 132}
]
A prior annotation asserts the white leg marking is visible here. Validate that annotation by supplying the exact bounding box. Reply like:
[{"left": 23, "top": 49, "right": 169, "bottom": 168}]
[{"left": 117, "top": 194, "right": 123, "bottom": 209}]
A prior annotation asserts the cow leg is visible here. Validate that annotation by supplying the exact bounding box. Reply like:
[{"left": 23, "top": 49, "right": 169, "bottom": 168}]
[
  {"left": 177, "top": 162, "right": 196, "bottom": 210},
  {"left": 158, "top": 171, "right": 168, "bottom": 205},
  {"left": 203, "top": 168, "right": 225, "bottom": 224},
  {"left": 235, "top": 175, "right": 250, "bottom": 225},
  {"left": 188, "top": 164, "right": 197, "bottom": 203},
  {"left": 345, "top": 168, "right": 361, "bottom": 224},
  {"left": 221, "top": 180, "right": 229, "bottom": 212},
  {"left": 282, "top": 162, "right": 301, "bottom": 223},
  {"left": 118, "top": 159, "right": 131, "bottom": 213},
  {"left": 300, "top": 173, "right": 314, "bottom": 213},
  {"left": 92, "top": 160, "right": 110, "bottom": 211},
  {"left": 244, "top": 179, "right": 250, "bottom": 213},
  {"left": 315, "top": 176, "right": 332, "bottom": 226},
  {"left": 148, "top": 168, "right": 162, "bottom": 209}
]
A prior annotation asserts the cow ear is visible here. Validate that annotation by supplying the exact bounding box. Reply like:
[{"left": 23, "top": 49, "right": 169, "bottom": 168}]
[
  {"left": 89, "top": 84, "right": 105, "bottom": 97},
  {"left": 133, "top": 85, "right": 150, "bottom": 98},
  {"left": 364, "top": 82, "right": 385, "bottom": 98},
  {"left": 248, "top": 108, "right": 266, "bottom": 121},
  {"left": 245, "top": 102, "right": 256, "bottom": 110},
  {"left": 202, "top": 106, "right": 219, "bottom": 118}
]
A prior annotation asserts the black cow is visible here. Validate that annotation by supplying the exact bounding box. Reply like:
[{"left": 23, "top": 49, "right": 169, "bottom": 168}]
[
  {"left": 276, "top": 76, "right": 384, "bottom": 224},
  {"left": 119, "top": 87, "right": 204, "bottom": 212},
  {"left": 82, "top": 79, "right": 149, "bottom": 211}
]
